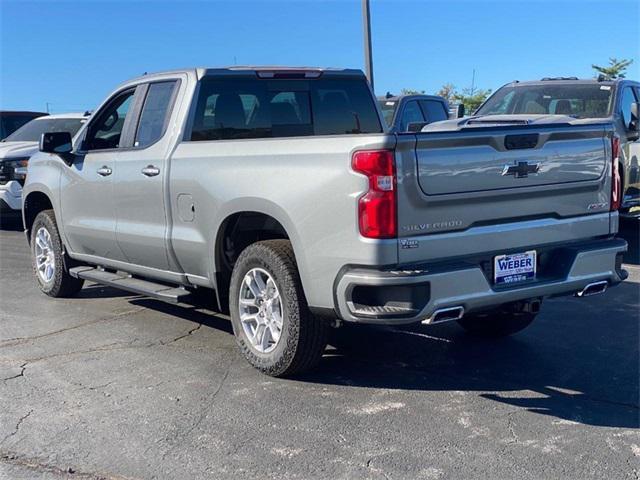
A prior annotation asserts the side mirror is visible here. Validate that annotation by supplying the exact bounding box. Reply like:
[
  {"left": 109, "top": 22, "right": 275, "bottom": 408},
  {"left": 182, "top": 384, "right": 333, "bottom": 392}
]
[
  {"left": 628, "top": 102, "right": 640, "bottom": 141},
  {"left": 40, "top": 132, "right": 73, "bottom": 154},
  {"left": 450, "top": 103, "right": 465, "bottom": 119},
  {"left": 407, "top": 122, "right": 428, "bottom": 133}
]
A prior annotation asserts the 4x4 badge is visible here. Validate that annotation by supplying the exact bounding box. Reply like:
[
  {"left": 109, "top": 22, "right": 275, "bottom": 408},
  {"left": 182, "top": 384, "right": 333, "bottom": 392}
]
[{"left": 502, "top": 161, "right": 540, "bottom": 178}]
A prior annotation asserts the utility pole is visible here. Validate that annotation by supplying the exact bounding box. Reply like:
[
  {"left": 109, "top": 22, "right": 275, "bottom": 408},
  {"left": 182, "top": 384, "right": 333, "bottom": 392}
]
[
  {"left": 362, "top": 0, "right": 374, "bottom": 92},
  {"left": 470, "top": 69, "right": 476, "bottom": 96}
]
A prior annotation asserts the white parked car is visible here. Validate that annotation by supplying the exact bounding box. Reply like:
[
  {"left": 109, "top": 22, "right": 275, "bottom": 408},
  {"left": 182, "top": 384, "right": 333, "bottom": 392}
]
[{"left": 0, "top": 113, "right": 88, "bottom": 220}]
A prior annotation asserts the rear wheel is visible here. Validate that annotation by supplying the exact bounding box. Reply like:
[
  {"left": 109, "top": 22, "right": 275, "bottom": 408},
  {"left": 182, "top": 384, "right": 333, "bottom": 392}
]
[
  {"left": 229, "top": 240, "right": 328, "bottom": 377},
  {"left": 457, "top": 311, "right": 536, "bottom": 337},
  {"left": 30, "top": 210, "right": 84, "bottom": 297}
]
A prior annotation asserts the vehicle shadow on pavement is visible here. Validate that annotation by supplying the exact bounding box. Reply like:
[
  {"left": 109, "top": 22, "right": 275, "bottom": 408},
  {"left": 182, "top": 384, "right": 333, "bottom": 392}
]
[
  {"left": 129, "top": 297, "right": 234, "bottom": 335},
  {"left": 300, "top": 281, "right": 640, "bottom": 429},
  {"left": 125, "top": 283, "right": 638, "bottom": 429},
  {"left": 75, "top": 284, "right": 134, "bottom": 299},
  {"left": 0, "top": 217, "right": 24, "bottom": 232}
]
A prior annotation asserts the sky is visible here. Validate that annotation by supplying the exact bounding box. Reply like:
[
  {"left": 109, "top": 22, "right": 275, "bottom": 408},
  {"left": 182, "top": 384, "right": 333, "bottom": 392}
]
[{"left": 1, "top": 0, "right": 639, "bottom": 113}]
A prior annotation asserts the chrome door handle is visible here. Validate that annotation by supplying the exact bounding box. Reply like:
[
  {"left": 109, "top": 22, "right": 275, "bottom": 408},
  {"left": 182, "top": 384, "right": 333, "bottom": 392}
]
[
  {"left": 97, "top": 166, "right": 112, "bottom": 177},
  {"left": 141, "top": 165, "right": 160, "bottom": 177}
]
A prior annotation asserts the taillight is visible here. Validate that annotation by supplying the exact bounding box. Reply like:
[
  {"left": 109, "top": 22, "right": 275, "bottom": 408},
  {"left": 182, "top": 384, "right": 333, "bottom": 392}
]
[
  {"left": 611, "top": 136, "right": 621, "bottom": 211},
  {"left": 352, "top": 149, "right": 397, "bottom": 238}
]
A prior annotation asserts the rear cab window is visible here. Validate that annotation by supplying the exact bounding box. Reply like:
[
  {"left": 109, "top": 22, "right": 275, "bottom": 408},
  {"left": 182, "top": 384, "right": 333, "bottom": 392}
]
[{"left": 189, "top": 74, "right": 382, "bottom": 141}]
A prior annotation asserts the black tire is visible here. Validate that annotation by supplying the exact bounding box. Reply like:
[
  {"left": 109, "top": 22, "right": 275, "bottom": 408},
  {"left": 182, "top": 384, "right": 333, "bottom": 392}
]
[
  {"left": 457, "top": 311, "right": 536, "bottom": 337},
  {"left": 229, "top": 240, "right": 328, "bottom": 377},
  {"left": 30, "top": 210, "right": 84, "bottom": 297}
]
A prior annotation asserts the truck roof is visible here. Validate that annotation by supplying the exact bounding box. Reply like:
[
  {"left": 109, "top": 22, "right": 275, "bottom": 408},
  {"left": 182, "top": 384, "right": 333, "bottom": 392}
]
[
  {"left": 125, "top": 66, "right": 366, "bottom": 84},
  {"left": 377, "top": 94, "right": 446, "bottom": 103},
  {"left": 501, "top": 77, "right": 639, "bottom": 88}
]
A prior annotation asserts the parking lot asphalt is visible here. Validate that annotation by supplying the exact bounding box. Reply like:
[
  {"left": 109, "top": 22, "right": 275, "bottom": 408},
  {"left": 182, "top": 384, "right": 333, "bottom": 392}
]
[{"left": 0, "top": 220, "right": 638, "bottom": 480}]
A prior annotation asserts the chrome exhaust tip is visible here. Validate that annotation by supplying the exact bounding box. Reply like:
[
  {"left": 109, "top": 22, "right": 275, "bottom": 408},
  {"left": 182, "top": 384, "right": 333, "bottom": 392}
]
[
  {"left": 422, "top": 306, "right": 465, "bottom": 325},
  {"left": 576, "top": 281, "right": 608, "bottom": 297}
]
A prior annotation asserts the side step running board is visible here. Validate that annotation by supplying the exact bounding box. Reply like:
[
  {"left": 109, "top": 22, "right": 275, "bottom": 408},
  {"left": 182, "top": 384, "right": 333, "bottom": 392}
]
[{"left": 70, "top": 266, "right": 192, "bottom": 304}]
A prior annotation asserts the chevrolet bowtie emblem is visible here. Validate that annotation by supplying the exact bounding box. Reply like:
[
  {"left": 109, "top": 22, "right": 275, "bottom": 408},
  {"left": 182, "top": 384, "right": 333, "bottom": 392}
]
[{"left": 501, "top": 161, "right": 540, "bottom": 178}]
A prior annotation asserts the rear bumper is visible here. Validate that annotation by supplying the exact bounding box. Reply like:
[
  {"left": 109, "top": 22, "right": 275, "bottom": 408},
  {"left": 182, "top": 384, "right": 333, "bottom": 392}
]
[{"left": 335, "top": 237, "right": 628, "bottom": 325}]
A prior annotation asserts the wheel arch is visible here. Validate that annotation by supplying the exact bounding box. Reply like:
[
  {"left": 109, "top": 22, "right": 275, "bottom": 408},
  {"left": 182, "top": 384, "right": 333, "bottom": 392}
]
[
  {"left": 211, "top": 201, "right": 307, "bottom": 312},
  {"left": 23, "top": 190, "right": 55, "bottom": 243}
]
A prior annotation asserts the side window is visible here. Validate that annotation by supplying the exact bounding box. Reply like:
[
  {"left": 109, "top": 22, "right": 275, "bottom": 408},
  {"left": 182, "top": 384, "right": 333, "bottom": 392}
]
[
  {"left": 400, "top": 101, "right": 425, "bottom": 131},
  {"left": 135, "top": 81, "right": 177, "bottom": 148},
  {"left": 620, "top": 87, "right": 638, "bottom": 128},
  {"left": 84, "top": 89, "right": 136, "bottom": 150},
  {"left": 420, "top": 100, "right": 448, "bottom": 123}
]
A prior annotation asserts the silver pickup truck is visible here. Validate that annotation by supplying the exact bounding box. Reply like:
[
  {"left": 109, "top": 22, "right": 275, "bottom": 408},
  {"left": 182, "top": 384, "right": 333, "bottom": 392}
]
[{"left": 23, "top": 67, "right": 628, "bottom": 376}]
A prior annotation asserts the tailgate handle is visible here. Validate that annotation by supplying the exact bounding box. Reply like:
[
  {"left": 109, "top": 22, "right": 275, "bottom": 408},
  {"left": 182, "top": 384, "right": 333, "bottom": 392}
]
[{"left": 505, "top": 134, "right": 539, "bottom": 150}]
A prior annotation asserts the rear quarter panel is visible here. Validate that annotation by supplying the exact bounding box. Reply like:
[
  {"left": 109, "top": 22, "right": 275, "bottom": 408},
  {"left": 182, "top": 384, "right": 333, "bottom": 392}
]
[{"left": 169, "top": 134, "right": 399, "bottom": 308}]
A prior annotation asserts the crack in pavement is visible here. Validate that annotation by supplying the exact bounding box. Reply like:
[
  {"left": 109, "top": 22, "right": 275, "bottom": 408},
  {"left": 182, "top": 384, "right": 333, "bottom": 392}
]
[
  {"left": 0, "top": 306, "right": 147, "bottom": 348},
  {"left": 0, "top": 410, "right": 33, "bottom": 446},
  {"left": 365, "top": 455, "right": 391, "bottom": 480},
  {"left": 506, "top": 411, "right": 519, "bottom": 445},
  {"left": 0, "top": 325, "right": 213, "bottom": 369},
  {"left": 1, "top": 362, "right": 27, "bottom": 382},
  {"left": 0, "top": 450, "right": 141, "bottom": 480},
  {"left": 160, "top": 322, "right": 203, "bottom": 345},
  {"left": 157, "top": 354, "right": 235, "bottom": 461}
]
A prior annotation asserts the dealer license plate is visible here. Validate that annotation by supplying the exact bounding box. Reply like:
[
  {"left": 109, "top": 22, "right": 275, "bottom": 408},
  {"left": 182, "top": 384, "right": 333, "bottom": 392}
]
[{"left": 494, "top": 250, "right": 536, "bottom": 285}]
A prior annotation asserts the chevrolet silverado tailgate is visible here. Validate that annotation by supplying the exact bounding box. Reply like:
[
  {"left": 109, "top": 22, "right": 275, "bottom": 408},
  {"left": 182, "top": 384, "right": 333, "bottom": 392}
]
[{"left": 395, "top": 123, "right": 615, "bottom": 264}]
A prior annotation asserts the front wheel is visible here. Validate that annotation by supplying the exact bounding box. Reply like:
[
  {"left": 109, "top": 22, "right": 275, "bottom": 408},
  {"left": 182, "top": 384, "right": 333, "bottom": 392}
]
[
  {"left": 30, "top": 210, "right": 84, "bottom": 297},
  {"left": 229, "top": 240, "right": 328, "bottom": 377},
  {"left": 457, "top": 311, "right": 536, "bottom": 337}
]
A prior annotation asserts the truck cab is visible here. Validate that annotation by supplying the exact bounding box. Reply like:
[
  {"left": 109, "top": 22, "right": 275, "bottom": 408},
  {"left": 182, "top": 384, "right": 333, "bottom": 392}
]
[{"left": 378, "top": 94, "right": 450, "bottom": 132}]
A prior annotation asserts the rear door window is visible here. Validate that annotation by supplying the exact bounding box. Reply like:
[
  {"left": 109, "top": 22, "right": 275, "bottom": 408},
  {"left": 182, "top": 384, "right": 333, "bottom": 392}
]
[
  {"left": 189, "top": 76, "right": 381, "bottom": 141},
  {"left": 619, "top": 87, "right": 638, "bottom": 128},
  {"left": 399, "top": 101, "right": 424, "bottom": 131},
  {"left": 135, "top": 81, "right": 178, "bottom": 148},
  {"left": 420, "top": 100, "right": 448, "bottom": 123}
]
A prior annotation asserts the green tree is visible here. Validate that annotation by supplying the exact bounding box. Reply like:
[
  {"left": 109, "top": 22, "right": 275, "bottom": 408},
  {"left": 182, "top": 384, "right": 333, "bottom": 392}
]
[
  {"left": 592, "top": 57, "right": 634, "bottom": 79},
  {"left": 452, "top": 87, "right": 492, "bottom": 113}
]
